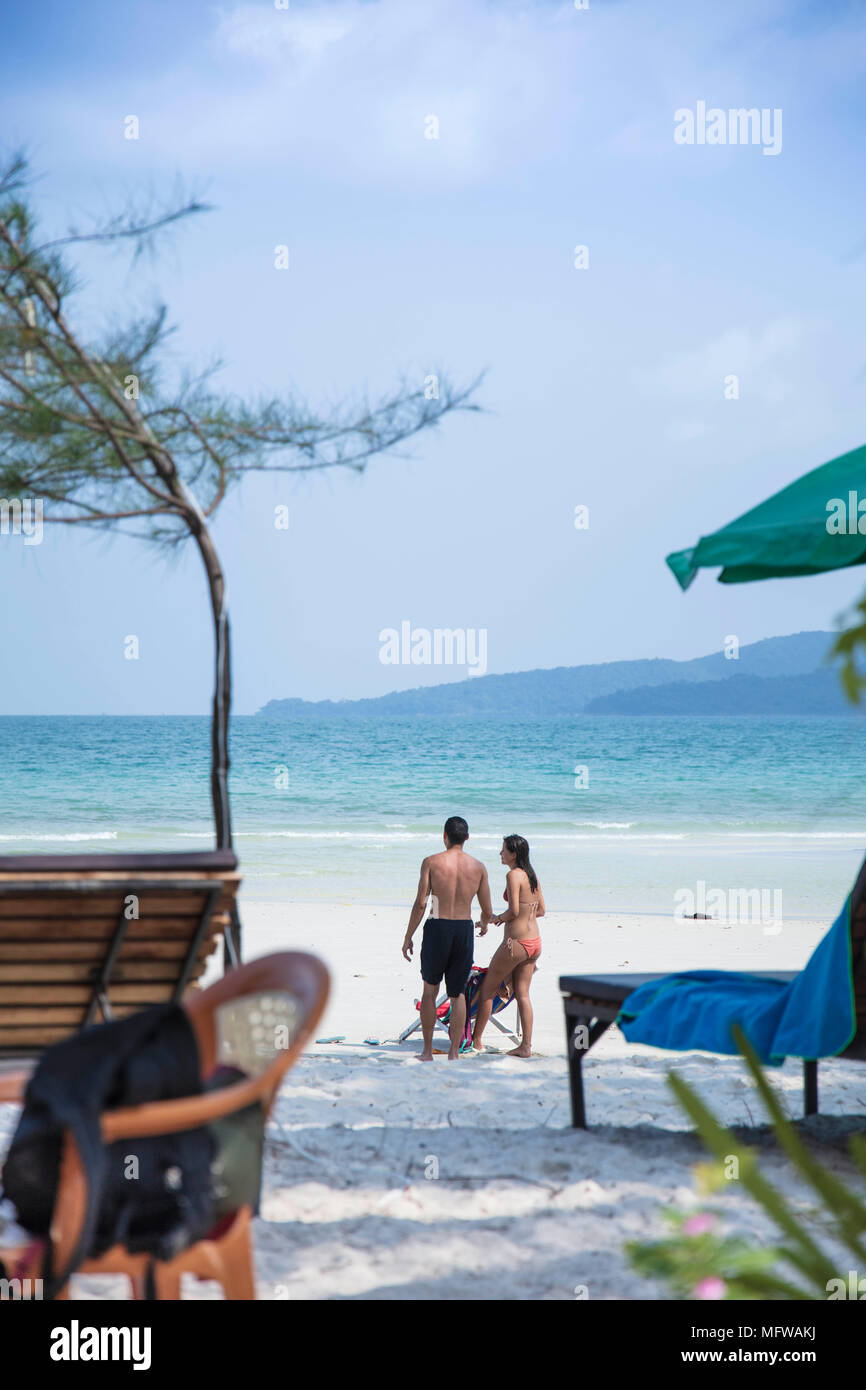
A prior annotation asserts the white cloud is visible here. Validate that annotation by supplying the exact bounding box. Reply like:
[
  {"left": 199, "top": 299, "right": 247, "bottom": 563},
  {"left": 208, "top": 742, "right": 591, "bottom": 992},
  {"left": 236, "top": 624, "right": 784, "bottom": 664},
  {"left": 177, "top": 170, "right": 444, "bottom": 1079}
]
[
  {"left": 635, "top": 317, "right": 809, "bottom": 405},
  {"left": 20, "top": 0, "right": 866, "bottom": 196},
  {"left": 156, "top": 0, "right": 594, "bottom": 188},
  {"left": 214, "top": 3, "right": 359, "bottom": 67}
]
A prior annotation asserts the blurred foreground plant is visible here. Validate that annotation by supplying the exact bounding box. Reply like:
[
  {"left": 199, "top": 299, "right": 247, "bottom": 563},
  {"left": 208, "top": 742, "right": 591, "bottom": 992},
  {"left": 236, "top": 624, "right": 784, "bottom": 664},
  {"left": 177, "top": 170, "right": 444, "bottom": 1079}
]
[
  {"left": 627, "top": 1027, "right": 866, "bottom": 1299},
  {"left": 832, "top": 597, "right": 866, "bottom": 704}
]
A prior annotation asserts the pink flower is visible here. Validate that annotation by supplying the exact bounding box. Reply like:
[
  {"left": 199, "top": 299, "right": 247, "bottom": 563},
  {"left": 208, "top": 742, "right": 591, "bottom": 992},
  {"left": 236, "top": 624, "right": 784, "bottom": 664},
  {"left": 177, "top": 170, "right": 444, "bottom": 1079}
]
[
  {"left": 683, "top": 1214, "right": 716, "bottom": 1236},
  {"left": 694, "top": 1277, "right": 726, "bottom": 1301}
]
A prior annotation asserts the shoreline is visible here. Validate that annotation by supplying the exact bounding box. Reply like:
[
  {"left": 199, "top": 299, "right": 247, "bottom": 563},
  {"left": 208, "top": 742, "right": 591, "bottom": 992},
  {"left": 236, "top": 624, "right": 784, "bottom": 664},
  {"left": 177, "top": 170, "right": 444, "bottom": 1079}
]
[
  {"left": 218, "top": 901, "right": 832, "bottom": 1058},
  {"left": 237, "top": 893, "right": 835, "bottom": 922}
]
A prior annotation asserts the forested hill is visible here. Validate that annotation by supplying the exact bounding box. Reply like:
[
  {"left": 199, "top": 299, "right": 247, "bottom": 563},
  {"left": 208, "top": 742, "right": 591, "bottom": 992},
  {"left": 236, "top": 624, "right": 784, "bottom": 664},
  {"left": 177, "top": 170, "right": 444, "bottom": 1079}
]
[{"left": 256, "top": 631, "right": 835, "bottom": 718}]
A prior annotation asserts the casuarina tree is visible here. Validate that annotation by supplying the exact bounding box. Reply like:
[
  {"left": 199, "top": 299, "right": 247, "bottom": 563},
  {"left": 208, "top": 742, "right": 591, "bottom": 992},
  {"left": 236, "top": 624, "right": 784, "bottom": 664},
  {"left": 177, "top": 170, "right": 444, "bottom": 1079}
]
[{"left": 0, "top": 152, "right": 482, "bottom": 850}]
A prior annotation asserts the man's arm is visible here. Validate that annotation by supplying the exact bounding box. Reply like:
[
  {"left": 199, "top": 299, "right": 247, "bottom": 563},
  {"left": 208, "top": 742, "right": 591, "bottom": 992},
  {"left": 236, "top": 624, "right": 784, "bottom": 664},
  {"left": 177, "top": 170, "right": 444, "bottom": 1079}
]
[
  {"left": 476, "top": 863, "right": 494, "bottom": 935},
  {"left": 402, "top": 858, "right": 431, "bottom": 960}
]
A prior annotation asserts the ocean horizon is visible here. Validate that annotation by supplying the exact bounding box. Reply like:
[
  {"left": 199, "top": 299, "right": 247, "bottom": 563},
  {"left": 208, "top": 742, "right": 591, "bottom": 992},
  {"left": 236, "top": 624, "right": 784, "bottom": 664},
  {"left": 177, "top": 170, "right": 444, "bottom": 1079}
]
[{"left": 1, "top": 713, "right": 864, "bottom": 918}]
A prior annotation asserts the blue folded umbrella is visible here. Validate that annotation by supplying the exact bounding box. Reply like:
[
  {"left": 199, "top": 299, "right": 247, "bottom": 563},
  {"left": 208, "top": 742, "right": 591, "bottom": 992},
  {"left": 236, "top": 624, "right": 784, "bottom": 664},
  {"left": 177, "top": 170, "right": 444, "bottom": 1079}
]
[{"left": 617, "top": 898, "right": 857, "bottom": 1065}]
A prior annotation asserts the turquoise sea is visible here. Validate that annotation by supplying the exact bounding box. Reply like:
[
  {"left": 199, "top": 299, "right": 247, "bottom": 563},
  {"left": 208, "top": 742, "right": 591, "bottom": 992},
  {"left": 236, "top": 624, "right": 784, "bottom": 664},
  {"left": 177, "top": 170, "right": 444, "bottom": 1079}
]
[{"left": 1, "top": 715, "right": 865, "bottom": 918}]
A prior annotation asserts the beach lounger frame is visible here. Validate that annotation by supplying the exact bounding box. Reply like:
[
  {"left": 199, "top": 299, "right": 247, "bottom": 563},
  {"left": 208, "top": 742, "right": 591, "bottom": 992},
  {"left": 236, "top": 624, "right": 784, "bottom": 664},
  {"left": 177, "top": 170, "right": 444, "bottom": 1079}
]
[
  {"left": 559, "top": 877, "right": 866, "bottom": 1126},
  {"left": 397, "top": 997, "right": 520, "bottom": 1048},
  {"left": 559, "top": 971, "right": 801, "bottom": 1128},
  {"left": 398, "top": 969, "right": 521, "bottom": 1049},
  {"left": 0, "top": 850, "right": 241, "bottom": 1057}
]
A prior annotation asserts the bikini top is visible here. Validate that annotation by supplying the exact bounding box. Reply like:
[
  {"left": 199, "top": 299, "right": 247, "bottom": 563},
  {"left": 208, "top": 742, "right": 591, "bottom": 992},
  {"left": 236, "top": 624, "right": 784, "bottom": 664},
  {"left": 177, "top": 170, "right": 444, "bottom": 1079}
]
[{"left": 505, "top": 888, "right": 539, "bottom": 917}]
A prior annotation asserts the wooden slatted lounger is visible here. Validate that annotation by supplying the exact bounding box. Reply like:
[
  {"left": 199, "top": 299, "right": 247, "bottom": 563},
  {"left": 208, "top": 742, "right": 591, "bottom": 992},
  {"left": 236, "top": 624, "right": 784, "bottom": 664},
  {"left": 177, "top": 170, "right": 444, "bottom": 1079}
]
[
  {"left": 0, "top": 850, "right": 241, "bottom": 1057},
  {"left": 559, "top": 875, "right": 866, "bottom": 1128}
]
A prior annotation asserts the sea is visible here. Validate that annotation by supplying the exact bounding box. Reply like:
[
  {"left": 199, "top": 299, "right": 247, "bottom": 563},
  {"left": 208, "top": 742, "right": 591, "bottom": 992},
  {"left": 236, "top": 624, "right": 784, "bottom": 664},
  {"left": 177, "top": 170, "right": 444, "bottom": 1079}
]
[{"left": 1, "top": 714, "right": 865, "bottom": 921}]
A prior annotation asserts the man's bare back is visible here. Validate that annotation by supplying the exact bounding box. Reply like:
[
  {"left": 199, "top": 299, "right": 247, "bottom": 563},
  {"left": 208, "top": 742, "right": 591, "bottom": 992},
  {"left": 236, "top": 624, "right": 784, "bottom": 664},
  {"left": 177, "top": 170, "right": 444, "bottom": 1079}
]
[
  {"left": 403, "top": 837, "right": 494, "bottom": 946},
  {"left": 427, "top": 847, "right": 487, "bottom": 920}
]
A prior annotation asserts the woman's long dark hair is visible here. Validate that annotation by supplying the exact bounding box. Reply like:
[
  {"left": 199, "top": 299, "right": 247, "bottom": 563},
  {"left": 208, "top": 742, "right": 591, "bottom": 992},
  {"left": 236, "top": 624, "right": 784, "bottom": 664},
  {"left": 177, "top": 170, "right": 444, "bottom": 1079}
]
[{"left": 503, "top": 834, "right": 538, "bottom": 893}]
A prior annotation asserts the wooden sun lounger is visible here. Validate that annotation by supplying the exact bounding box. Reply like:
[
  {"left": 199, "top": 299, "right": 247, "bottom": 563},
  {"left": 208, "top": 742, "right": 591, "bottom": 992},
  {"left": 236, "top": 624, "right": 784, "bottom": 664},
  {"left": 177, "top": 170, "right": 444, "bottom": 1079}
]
[
  {"left": 559, "top": 881, "right": 866, "bottom": 1128},
  {"left": 0, "top": 850, "right": 241, "bottom": 1057}
]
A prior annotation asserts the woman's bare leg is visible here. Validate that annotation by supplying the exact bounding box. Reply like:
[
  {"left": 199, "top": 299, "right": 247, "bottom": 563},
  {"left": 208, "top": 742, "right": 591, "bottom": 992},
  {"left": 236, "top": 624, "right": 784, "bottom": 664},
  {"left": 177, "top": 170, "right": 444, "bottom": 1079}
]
[
  {"left": 447, "top": 992, "right": 467, "bottom": 1059},
  {"left": 472, "top": 943, "right": 517, "bottom": 1050},
  {"left": 508, "top": 956, "right": 535, "bottom": 1056}
]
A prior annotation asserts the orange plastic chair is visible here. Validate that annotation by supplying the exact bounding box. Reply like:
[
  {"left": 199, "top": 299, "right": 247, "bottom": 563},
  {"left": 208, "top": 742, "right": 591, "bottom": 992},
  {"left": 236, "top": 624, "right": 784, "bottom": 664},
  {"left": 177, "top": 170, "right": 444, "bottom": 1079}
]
[{"left": 0, "top": 950, "right": 330, "bottom": 1300}]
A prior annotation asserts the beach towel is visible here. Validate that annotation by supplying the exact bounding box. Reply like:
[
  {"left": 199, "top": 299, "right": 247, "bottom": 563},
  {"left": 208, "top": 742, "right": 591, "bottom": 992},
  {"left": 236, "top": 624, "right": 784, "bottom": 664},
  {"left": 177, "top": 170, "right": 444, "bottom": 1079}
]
[{"left": 617, "top": 896, "right": 857, "bottom": 1065}]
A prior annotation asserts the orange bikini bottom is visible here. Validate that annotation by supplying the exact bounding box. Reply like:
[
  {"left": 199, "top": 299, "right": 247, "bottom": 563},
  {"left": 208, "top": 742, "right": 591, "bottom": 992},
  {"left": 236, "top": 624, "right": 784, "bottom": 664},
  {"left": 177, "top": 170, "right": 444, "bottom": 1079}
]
[{"left": 508, "top": 936, "right": 541, "bottom": 961}]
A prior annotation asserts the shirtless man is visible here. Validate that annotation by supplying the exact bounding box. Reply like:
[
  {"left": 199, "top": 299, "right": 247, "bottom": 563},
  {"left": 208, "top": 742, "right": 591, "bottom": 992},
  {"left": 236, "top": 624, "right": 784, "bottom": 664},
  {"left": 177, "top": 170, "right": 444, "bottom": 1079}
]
[{"left": 402, "top": 816, "right": 494, "bottom": 1060}]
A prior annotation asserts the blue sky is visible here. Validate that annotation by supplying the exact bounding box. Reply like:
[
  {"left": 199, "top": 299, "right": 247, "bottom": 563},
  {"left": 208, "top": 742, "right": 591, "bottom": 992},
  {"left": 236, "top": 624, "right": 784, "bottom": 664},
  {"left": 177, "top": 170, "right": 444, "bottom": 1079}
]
[{"left": 3, "top": 0, "right": 866, "bottom": 713}]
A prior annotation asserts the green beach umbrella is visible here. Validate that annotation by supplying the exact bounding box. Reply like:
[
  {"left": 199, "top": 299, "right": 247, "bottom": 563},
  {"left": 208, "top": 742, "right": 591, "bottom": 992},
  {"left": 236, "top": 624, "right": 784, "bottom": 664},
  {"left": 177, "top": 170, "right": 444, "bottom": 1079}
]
[{"left": 667, "top": 441, "right": 866, "bottom": 590}]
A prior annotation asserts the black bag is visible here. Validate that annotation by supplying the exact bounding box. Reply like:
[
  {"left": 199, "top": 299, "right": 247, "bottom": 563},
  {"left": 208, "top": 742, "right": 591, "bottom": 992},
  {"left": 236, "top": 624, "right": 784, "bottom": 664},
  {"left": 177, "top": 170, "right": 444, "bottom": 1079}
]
[{"left": 1, "top": 1003, "right": 217, "bottom": 1298}]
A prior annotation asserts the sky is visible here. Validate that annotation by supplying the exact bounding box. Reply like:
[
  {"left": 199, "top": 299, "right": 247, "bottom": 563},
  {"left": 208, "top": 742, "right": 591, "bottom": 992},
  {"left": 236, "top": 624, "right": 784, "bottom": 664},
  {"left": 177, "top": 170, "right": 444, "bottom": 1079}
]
[{"left": 2, "top": 0, "right": 866, "bottom": 713}]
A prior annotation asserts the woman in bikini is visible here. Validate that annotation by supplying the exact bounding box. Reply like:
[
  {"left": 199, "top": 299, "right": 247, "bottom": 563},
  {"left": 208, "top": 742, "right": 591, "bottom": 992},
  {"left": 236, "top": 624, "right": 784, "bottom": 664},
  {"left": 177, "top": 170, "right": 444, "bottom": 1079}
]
[{"left": 472, "top": 834, "right": 545, "bottom": 1058}]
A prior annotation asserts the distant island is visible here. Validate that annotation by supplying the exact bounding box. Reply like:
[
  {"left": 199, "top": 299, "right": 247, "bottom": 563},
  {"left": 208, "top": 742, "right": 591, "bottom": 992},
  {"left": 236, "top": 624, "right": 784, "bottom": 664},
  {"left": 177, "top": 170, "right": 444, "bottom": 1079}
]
[
  {"left": 256, "top": 630, "right": 846, "bottom": 718},
  {"left": 586, "top": 668, "right": 857, "bottom": 715}
]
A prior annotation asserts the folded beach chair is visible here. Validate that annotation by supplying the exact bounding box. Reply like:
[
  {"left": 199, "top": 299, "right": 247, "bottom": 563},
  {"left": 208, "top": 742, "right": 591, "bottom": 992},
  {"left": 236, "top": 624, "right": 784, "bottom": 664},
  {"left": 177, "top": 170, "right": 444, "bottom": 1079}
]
[
  {"left": 0, "top": 951, "right": 329, "bottom": 1299},
  {"left": 559, "top": 858, "right": 866, "bottom": 1127},
  {"left": 0, "top": 850, "right": 241, "bottom": 1057},
  {"left": 399, "top": 965, "right": 520, "bottom": 1051}
]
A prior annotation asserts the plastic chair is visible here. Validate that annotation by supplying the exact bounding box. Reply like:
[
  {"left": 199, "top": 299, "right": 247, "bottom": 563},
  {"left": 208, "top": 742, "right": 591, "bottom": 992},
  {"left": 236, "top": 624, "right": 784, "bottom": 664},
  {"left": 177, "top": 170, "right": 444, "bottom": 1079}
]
[{"left": 0, "top": 951, "right": 330, "bottom": 1299}]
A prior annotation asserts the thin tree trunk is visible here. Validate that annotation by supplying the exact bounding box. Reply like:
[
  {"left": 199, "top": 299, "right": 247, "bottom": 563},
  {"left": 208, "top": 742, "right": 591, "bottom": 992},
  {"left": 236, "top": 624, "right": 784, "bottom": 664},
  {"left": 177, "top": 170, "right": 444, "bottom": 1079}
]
[
  {"left": 190, "top": 520, "right": 232, "bottom": 851},
  {"left": 191, "top": 520, "right": 241, "bottom": 966}
]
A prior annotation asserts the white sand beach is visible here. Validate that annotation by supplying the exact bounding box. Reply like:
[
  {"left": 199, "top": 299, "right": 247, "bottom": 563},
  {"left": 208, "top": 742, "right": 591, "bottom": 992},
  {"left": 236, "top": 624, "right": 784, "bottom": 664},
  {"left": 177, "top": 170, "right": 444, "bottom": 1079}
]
[{"left": 4, "top": 900, "right": 861, "bottom": 1301}]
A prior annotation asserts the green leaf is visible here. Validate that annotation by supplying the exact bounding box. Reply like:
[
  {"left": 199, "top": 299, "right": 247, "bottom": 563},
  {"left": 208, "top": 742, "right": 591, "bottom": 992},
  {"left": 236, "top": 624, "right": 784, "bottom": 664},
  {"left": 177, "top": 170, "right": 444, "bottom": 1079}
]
[
  {"left": 731, "top": 1025, "right": 866, "bottom": 1258},
  {"left": 666, "top": 1070, "right": 837, "bottom": 1290}
]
